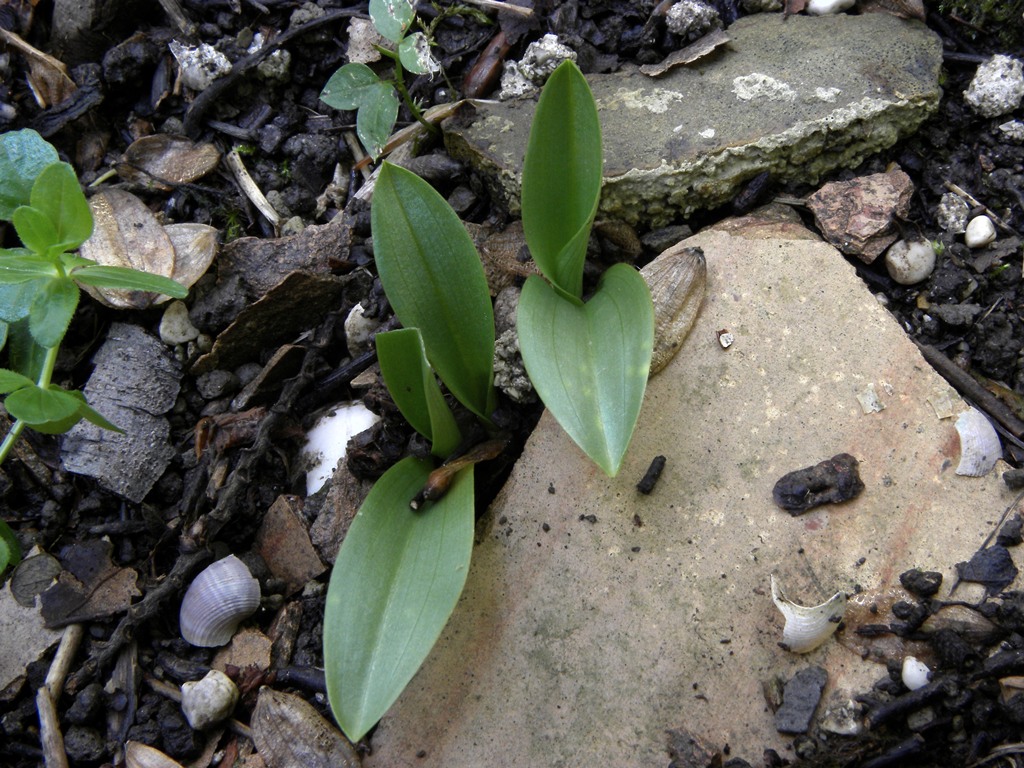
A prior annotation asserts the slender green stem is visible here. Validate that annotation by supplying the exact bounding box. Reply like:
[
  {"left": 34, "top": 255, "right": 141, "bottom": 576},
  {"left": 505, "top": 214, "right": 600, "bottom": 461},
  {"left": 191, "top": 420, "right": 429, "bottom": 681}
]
[
  {"left": 392, "top": 59, "right": 439, "bottom": 135},
  {"left": 0, "top": 344, "right": 59, "bottom": 465}
]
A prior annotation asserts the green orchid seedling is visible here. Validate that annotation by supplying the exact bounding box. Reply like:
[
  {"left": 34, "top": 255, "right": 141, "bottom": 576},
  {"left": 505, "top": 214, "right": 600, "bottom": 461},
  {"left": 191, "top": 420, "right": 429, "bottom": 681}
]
[
  {"left": 0, "top": 129, "right": 188, "bottom": 464},
  {"left": 322, "top": 59, "right": 653, "bottom": 745},
  {"left": 324, "top": 161, "right": 496, "bottom": 743},
  {"left": 320, "top": 0, "right": 441, "bottom": 159},
  {"left": 517, "top": 60, "right": 654, "bottom": 476}
]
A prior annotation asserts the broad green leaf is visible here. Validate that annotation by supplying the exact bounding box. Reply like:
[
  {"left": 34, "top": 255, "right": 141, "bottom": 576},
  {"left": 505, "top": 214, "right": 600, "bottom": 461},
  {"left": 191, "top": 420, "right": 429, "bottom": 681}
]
[
  {"left": 377, "top": 328, "right": 461, "bottom": 458},
  {"left": 521, "top": 60, "right": 602, "bottom": 301},
  {"left": 0, "top": 129, "right": 59, "bottom": 221},
  {"left": 0, "top": 252, "right": 59, "bottom": 284},
  {"left": 29, "top": 163, "right": 92, "bottom": 252},
  {"left": 517, "top": 264, "right": 654, "bottom": 476},
  {"left": 29, "top": 277, "right": 78, "bottom": 349},
  {"left": 12, "top": 205, "right": 60, "bottom": 257},
  {"left": 324, "top": 456, "right": 474, "bottom": 742},
  {"left": 71, "top": 265, "right": 188, "bottom": 298},
  {"left": 356, "top": 83, "right": 399, "bottom": 159},
  {"left": 74, "top": 395, "right": 122, "bottom": 432},
  {"left": 0, "top": 280, "right": 46, "bottom": 322},
  {"left": 369, "top": 0, "right": 414, "bottom": 43},
  {"left": 372, "top": 163, "right": 495, "bottom": 419},
  {"left": 398, "top": 33, "right": 440, "bottom": 76},
  {"left": 0, "top": 368, "right": 34, "bottom": 393},
  {"left": 5, "top": 383, "right": 80, "bottom": 427},
  {"left": 320, "top": 63, "right": 385, "bottom": 111},
  {"left": 6, "top": 318, "right": 47, "bottom": 380},
  {"left": 0, "top": 518, "right": 21, "bottom": 577}
]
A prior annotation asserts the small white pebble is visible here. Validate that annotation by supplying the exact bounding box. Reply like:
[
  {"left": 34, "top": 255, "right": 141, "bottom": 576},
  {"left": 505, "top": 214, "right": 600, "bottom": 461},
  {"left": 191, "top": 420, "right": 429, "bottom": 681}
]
[
  {"left": 965, "top": 215, "right": 996, "bottom": 249},
  {"left": 885, "top": 239, "right": 935, "bottom": 285},
  {"left": 181, "top": 670, "right": 239, "bottom": 730},
  {"left": 901, "top": 656, "right": 931, "bottom": 691},
  {"left": 159, "top": 300, "right": 200, "bottom": 345},
  {"left": 805, "top": 0, "right": 855, "bottom": 14}
]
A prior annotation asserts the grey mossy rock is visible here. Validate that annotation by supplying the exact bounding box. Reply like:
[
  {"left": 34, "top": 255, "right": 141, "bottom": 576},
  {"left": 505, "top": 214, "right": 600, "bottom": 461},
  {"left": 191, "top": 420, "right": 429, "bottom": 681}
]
[{"left": 444, "top": 13, "right": 941, "bottom": 227}]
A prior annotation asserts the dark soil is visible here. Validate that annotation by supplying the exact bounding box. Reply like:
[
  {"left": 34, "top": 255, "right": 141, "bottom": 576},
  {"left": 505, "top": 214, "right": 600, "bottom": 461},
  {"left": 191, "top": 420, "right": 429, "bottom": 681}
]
[{"left": 2, "top": 1, "right": 1024, "bottom": 767}]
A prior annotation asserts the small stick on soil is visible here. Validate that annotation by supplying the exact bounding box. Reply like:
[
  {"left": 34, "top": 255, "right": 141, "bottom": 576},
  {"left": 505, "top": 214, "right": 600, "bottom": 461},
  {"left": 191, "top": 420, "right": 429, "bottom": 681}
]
[
  {"left": 37, "top": 624, "right": 84, "bottom": 768},
  {"left": 913, "top": 341, "right": 1024, "bottom": 439},
  {"left": 157, "top": 0, "right": 194, "bottom": 34},
  {"left": 459, "top": 0, "right": 533, "bottom": 16}
]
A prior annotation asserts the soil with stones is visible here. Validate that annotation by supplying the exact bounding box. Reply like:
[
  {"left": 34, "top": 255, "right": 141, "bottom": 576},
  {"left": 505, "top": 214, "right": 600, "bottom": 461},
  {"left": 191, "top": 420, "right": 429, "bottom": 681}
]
[{"left": 2, "top": 2, "right": 1024, "bottom": 767}]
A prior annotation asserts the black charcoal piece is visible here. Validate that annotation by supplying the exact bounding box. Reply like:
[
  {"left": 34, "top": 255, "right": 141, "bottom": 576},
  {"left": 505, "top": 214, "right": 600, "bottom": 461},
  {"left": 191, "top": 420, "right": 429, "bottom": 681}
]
[
  {"left": 775, "top": 666, "right": 828, "bottom": 734},
  {"left": 772, "top": 453, "right": 865, "bottom": 514}
]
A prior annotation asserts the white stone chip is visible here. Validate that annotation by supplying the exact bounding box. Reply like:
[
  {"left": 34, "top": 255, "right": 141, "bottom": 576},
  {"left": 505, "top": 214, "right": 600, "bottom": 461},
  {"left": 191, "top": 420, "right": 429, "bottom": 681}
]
[
  {"left": 964, "top": 55, "right": 1024, "bottom": 118},
  {"left": 965, "top": 215, "right": 997, "bottom": 249}
]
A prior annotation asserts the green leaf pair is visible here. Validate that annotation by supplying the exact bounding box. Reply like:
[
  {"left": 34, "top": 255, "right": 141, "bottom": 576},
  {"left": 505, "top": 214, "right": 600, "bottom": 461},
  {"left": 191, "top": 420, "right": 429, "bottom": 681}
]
[
  {"left": 324, "top": 161, "right": 495, "bottom": 742},
  {"left": 0, "top": 129, "right": 187, "bottom": 464},
  {"left": 517, "top": 60, "right": 654, "bottom": 476},
  {"left": 320, "top": 0, "right": 439, "bottom": 159}
]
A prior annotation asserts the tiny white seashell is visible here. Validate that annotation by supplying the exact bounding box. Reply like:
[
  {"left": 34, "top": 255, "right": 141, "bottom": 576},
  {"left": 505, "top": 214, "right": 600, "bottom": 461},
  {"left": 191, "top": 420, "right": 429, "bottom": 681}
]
[
  {"left": 770, "top": 575, "right": 847, "bottom": 654},
  {"left": 179, "top": 555, "right": 260, "bottom": 647},
  {"left": 955, "top": 407, "right": 1001, "bottom": 477},
  {"left": 901, "top": 656, "right": 931, "bottom": 691}
]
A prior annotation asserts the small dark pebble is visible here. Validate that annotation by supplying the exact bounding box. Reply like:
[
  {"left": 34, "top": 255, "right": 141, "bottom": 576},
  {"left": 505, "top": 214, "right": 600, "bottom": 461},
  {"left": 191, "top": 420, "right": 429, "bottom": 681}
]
[
  {"left": 156, "top": 701, "right": 203, "bottom": 759},
  {"left": 900, "top": 568, "right": 943, "bottom": 598},
  {"left": 65, "top": 683, "right": 104, "bottom": 725},
  {"left": 772, "top": 453, "right": 865, "bottom": 514},
  {"left": 541, "top": 523, "right": 550, "bottom": 532},
  {"left": 955, "top": 546, "right": 1019, "bottom": 595},
  {"left": 774, "top": 666, "right": 828, "bottom": 734},
  {"left": 930, "top": 628, "right": 976, "bottom": 671},
  {"left": 636, "top": 455, "right": 666, "bottom": 494},
  {"left": 63, "top": 725, "right": 105, "bottom": 763},
  {"left": 1003, "top": 467, "right": 1024, "bottom": 490},
  {"left": 579, "top": 514, "right": 597, "bottom": 523},
  {"left": 997, "top": 513, "right": 1024, "bottom": 547}
]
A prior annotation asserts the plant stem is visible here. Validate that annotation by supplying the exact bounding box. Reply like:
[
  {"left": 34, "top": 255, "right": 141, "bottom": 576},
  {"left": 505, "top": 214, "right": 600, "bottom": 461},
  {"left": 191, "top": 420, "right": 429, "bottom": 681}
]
[
  {"left": 392, "top": 59, "right": 439, "bottom": 135},
  {"left": 0, "top": 344, "right": 59, "bottom": 465}
]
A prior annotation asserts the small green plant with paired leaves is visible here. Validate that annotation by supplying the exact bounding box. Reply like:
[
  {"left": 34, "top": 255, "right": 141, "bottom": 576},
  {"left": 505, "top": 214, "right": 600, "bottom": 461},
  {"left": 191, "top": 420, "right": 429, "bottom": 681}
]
[
  {"left": 319, "top": 0, "right": 442, "bottom": 159},
  {"left": 323, "top": 60, "right": 654, "bottom": 743},
  {"left": 0, "top": 129, "right": 187, "bottom": 464}
]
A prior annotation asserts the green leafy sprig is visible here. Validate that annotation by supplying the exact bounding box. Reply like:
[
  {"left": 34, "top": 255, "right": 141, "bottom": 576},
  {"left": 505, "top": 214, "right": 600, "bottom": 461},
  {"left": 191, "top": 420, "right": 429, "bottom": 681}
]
[
  {"left": 0, "top": 129, "right": 187, "bottom": 464},
  {"left": 320, "top": 0, "right": 441, "bottom": 159}
]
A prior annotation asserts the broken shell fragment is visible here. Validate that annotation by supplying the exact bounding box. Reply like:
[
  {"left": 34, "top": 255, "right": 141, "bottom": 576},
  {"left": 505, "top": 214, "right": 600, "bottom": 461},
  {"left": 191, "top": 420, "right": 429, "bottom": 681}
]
[
  {"left": 771, "top": 575, "right": 847, "bottom": 654},
  {"left": 179, "top": 555, "right": 260, "bottom": 647},
  {"left": 955, "top": 407, "right": 1001, "bottom": 477},
  {"left": 251, "top": 687, "right": 360, "bottom": 768},
  {"left": 125, "top": 741, "right": 185, "bottom": 768},
  {"left": 901, "top": 656, "right": 931, "bottom": 691},
  {"left": 640, "top": 243, "right": 707, "bottom": 374}
]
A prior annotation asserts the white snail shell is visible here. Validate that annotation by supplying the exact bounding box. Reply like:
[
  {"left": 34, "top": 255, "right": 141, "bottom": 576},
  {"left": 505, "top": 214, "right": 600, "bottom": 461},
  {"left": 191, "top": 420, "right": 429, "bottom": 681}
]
[
  {"left": 771, "top": 574, "right": 847, "bottom": 654},
  {"left": 954, "top": 407, "right": 1001, "bottom": 477},
  {"left": 179, "top": 555, "right": 260, "bottom": 647}
]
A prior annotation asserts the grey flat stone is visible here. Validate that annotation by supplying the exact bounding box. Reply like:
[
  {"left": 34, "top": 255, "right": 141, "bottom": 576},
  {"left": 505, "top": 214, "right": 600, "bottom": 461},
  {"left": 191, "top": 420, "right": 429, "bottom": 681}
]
[
  {"left": 445, "top": 13, "right": 941, "bottom": 227},
  {"left": 365, "top": 208, "right": 1016, "bottom": 766},
  {"left": 775, "top": 666, "right": 828, "bottom": 734}
]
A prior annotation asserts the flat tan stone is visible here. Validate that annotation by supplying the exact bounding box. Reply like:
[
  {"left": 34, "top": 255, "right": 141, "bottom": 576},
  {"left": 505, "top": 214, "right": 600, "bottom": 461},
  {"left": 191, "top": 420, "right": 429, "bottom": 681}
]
[{"left": 366, "top": 210, "right": 1017, "bottom": 766}]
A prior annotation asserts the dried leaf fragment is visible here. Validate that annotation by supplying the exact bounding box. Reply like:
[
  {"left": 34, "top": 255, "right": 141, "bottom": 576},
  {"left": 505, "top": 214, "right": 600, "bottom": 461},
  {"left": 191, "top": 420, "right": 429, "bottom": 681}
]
[
  {"left": 857, "top": 0, "right": 925, "bottom": 21},
  {"left": 39, "top": 539, "right": 140, "bottom": 627},
  {"left": 252, "top": 687, "right": 360, "bottom": 768},
  {"left": 162, "top": 222, "right": 219, "bottom": 301},
  {"left": 0, "top": 28, "right": 76, "bottom": 107},
  {"left": 80, "top": 189, "right": 176, "bottom": 309},
  {"left": 640, "top": 28, "right": 730, "bottom": 77},
  {"left": 116, "top": 134, "right": 221, "bottom": 191}
]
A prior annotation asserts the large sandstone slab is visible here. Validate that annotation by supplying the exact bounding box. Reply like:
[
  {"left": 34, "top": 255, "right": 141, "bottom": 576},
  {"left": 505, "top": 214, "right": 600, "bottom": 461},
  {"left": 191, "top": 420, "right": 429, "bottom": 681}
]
[
  {"left": 445, "top": 13, "right": 941, "bottom": 226},
  {"left": 365, "top": 209, "right": 1016, "bottom": 766}
]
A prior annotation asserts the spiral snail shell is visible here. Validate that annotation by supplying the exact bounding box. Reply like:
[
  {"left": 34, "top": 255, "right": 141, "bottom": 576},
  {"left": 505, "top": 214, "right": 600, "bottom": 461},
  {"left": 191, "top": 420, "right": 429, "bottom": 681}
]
[{"left": 179, "top": 555, "right": 260, "bottom": 647}]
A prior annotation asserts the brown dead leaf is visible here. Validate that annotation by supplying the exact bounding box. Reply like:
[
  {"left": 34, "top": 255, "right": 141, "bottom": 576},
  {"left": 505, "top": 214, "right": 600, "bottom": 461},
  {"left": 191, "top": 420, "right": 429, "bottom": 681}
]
[
  {"left": 857, "top": 0, "right": 925, "bottom": 21},
  {"left": 640, "top": 28, "right": 730, "bottom": 77},
  {"left": 784, "top": 0, "right": 807, "bottom": 15},
  {"left": 39, "top": 539, "right": 140, "bottom": 627},
  {"left": 79, "top": 189, "right": 176, "bottom": 309},
  {"left": 0, "top": 27, "right": 76, "bottom": 107},
  {"left": 116, "top": 135, "right": 221, "bottom": 191}
]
